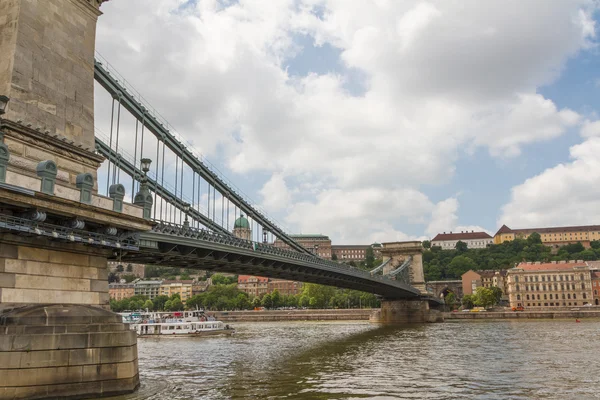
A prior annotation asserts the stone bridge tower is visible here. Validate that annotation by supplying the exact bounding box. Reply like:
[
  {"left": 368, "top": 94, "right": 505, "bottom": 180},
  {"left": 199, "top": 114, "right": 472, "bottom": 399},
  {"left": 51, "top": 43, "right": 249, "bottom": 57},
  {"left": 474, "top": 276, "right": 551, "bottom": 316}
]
[
  {"left": 370, "top": 241, "right": 443, "bottom": 324},
  {"left": 0, "top": 1, "right": 153, "bottom": 398}
]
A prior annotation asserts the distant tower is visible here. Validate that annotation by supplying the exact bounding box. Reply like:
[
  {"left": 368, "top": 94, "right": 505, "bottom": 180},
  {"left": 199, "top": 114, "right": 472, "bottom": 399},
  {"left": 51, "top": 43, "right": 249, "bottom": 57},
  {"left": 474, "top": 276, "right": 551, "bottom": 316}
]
[{"left": 233, "top": 214, "right": 252, "bottom": 240}]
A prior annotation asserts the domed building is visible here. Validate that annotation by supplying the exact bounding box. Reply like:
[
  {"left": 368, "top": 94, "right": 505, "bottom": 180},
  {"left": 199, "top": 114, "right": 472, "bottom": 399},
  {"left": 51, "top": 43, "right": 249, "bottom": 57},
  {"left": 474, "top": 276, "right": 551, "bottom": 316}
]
[{"left": 233, "top": 214, "right": 251, "bottom": 240}]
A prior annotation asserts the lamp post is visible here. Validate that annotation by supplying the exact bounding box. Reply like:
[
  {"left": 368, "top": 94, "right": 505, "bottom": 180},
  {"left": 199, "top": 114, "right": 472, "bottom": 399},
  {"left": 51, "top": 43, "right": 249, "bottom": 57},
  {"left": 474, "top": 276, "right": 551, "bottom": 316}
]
[
  {"left": 183, "top": 202, "right": 190, "bottom": 229},
  {"left": 313, "top": 244, "right": 319, "bottom": 256},
  {"left": 0, "top": 95, "right": 9, "bottom": 116},
  {"left": 134, "top": 158, "right": 153, "bottom": 220}
]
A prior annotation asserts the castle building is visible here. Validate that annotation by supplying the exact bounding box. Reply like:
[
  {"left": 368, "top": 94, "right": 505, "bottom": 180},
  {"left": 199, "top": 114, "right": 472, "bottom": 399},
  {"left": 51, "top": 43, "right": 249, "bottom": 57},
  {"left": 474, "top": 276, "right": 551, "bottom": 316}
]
[
  {"left": 432, "top": 231, "right": 493, "bottom": 249},
  {"left": 274, "top": 234, "right": 332, "bottom": 258},
  {"left": 494, "top": 224, "right": 600, "bottom": 248},
  {"left": 233, "top": 214, "right": 252, "bottom": 240}
]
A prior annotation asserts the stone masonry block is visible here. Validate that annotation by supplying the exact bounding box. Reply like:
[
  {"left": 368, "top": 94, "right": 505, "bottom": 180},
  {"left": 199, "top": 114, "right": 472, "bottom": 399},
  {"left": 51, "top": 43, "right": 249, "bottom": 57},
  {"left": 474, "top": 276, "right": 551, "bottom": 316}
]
[
  {"left": 14, "top": 274, "right": 90, "bottom": 292},
  {"left": 88, "top": 255, "right": 107, "bottom": 269},
  {"left": 17, "top": 246, "right": 49, "bottom": 262},
  {"left": 69, "top": 265, "right": 101, "bottom": 280},
  {"left": 48, "top": 249, "right": 88, "bottom": 266},
  {"left": 90, "top": 279, "right": 108, "bottom": 293},
  {"left": 0, "top": 243, "right": 18, "bottom": 259},
  {"left": 99, "top": 345, "right": 137, "bottom": 364},
  {"left": 0, "top": 351, "right": 21, "bottom": 369},
  {"left": 68, "top": 348, "right": 101, "bottom": 366},
  {"left": 19, "top": 349, "right": 70, "bottom": 368},
  {"left": 0, "top": 273, "right": 16, "bottom": 288}
]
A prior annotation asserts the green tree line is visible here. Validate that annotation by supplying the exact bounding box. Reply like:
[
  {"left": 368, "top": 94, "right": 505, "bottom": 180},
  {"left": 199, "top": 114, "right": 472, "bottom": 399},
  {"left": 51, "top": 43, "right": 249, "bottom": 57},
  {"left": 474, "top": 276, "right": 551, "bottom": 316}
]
[{"left": 423, "top": 233, "right": 600, "bottom": 281}]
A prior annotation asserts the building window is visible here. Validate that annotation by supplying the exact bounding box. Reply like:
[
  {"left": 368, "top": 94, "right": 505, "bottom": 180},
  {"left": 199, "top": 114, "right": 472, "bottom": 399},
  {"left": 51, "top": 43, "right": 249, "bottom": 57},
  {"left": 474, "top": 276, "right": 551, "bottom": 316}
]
[
  {"left": 537, "top": 294, "right": 540, "bottom": 300},
  {"left": 515, "top": 276, "right": 519, "bottom": 283},
  {"left": 580, "top": 274, "right": 584, "bottom": 281},
  {"left": 544, "top": 294, "right": 547, "bottom": 300},
  {"left": 582, "top": 283, "right": 586, "bottom": 289},
  {"left": 526, "top": 294, "right": 530, "bottom": 300},
  {"left": 568, "top": 294, "right": 571, "bottom": 299},
  {"left": 595, "top": 290, "right": 598, "bottom": 296},
  {"left": 516, "top": 285, "right": 520, "bottom": 291},
  {"left": 574, "top": 294, "right": 577, "bottom": 299},
  {"left": 583, "top": 293, "right": 587, "bottom": 299},
  {"left": 517, "top": 295, "right": 521, "bottom": 300}
]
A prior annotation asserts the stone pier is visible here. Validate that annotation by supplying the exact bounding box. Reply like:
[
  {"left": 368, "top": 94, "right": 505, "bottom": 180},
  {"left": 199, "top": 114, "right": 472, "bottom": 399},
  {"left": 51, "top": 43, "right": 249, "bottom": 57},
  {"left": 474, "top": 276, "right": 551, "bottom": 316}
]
[
  {"left": 0, "top": 0, "right": 152, "bottom": 398},
  {"left": 371, "top": 241, "right": 444, "bottom": 324}
]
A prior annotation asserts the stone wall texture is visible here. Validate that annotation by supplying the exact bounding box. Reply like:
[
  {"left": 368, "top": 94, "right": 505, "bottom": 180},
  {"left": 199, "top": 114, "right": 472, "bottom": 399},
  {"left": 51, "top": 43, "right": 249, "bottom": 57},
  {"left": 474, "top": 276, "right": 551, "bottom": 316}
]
[
  {"left": 1, "top": 0, "right": 100, "bottom": 150},
  {"left": 0, "top": 241, "right": 110, "bottom": 308},
  {"left": 0, "top": 304, "right": 139, "bottom": 400},
  {"left": 370, "top": 299, "right": 444, "bottom": 324}
]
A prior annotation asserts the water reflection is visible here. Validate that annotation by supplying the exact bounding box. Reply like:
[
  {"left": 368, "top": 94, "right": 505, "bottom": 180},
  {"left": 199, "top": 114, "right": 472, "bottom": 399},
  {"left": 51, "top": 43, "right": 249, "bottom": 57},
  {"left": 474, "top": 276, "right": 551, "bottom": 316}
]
[{"left": 105, "top": 320, "right": 600, "bottom": 400}]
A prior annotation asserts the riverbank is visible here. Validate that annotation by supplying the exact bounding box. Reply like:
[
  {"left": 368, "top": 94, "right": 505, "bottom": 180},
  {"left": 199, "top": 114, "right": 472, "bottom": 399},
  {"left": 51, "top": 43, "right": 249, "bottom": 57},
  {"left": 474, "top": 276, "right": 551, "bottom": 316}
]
[
  {"left": 444, "top": 310, "right": 600, "bottom": 320},
  {"left": 211, "top": 309, "right": 373, "bottom": 322}
]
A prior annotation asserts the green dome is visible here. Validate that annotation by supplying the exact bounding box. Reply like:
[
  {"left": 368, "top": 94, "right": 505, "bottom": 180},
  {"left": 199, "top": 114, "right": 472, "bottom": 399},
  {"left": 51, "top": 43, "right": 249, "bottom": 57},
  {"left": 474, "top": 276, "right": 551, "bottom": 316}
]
[{"left": 234, "top": 214, "right": 250, "bottom": 229}]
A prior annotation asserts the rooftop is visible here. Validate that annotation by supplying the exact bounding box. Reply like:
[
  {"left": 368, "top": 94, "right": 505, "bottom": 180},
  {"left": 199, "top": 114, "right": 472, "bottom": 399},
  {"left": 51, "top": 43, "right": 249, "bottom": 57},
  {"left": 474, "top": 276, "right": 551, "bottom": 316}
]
[
  {"left": 432, "top": 231, "right": 492, "bottom": 241},
  {"left": 513, "top": 261, "right": 588, "bottom": 272},
  {"left": 494, "top": 224, "right": 600, "bottom": 237},
  {"left": 289, "top": 234, "right": 330, "bottom": 239}
]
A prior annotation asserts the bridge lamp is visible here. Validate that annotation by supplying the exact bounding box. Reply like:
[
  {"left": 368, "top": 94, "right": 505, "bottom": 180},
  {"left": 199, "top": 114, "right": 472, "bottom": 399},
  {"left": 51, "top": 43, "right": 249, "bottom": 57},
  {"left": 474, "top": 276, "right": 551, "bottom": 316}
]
[
  {"left": 0, "top": 95, "right": 9, "bottom": 116},
  {"left": 183, "top": 202, "right": 190, "bottom": 228},
  {"left": 140, "top": 158, "right": 152, "bottom": 175},
  {"left": 313, "top": 244, "right": 319, "bottom": 256}
]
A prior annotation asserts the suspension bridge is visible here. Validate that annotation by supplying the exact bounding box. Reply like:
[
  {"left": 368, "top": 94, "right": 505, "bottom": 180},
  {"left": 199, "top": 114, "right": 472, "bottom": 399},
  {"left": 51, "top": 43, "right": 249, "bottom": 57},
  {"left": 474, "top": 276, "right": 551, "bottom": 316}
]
[{"left": 0, "top": 1, "right": 442, "bottom": 399}]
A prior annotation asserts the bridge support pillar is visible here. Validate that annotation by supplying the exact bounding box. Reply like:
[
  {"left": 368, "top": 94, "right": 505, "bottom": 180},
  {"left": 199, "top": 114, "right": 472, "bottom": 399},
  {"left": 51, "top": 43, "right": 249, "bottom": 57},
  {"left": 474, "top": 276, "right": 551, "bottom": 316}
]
[{"left": 370, "top": 299, "right": 444, "bottom": 324}]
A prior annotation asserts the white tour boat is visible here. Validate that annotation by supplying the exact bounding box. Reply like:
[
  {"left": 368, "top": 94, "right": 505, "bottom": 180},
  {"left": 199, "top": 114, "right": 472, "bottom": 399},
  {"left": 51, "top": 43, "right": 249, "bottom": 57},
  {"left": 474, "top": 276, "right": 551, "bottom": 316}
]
[{"left": 126, "top": 310, "right": 235, "bottom": 337}]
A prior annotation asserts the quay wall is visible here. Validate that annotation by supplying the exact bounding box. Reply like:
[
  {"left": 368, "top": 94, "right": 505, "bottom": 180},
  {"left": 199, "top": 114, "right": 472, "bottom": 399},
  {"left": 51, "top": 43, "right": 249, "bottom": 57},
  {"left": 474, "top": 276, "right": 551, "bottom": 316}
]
[
  {"left": 211, "top": 309, "right": 372, "bottom": 322},
  {"left": 444, "top": 310, "right": 600, "bottom": 320}
]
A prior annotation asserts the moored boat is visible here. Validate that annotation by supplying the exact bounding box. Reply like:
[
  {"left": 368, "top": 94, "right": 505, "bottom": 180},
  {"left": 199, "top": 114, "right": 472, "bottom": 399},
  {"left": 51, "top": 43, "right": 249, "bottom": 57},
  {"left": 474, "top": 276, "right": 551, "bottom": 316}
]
[{"left": 126, "top": 310, "right": 235, "bottom": 337}]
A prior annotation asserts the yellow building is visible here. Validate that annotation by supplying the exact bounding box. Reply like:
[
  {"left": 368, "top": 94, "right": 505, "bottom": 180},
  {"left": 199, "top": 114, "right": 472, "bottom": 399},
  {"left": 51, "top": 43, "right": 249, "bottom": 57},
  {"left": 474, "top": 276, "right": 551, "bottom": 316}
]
[
  {"left": 160, "top": 280, "right": 193, "bottom": 304},
  {"left": 493, "top": 224, "right": 600, "bottom": 248}
]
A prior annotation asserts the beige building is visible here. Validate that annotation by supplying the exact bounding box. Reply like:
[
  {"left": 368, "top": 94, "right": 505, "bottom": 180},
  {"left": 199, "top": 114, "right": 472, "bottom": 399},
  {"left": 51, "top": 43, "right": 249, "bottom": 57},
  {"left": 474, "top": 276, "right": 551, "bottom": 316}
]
[
  {"left": 134, "top": 280, "right": 162, "bottom": 300},
  {"left": 274, "top": 234, "right": 332, "bottom": 258},
  {"left": 461, "top": 269, "right": 507, "bottom": 297},
  {"left": 238, "top": 275, "right": 269, "bottom": 297},
  {"left": 494, "top": 224, "right": 600, "bottom": 248},
  {"left": 331, "top": 245, "right": 369, "bottom": 261},
  {"left": 160, "top": 280, "right": 193, "bottom": 304},
  {"left": 109, "top": 283, "right": 135, "bottom": 301},
  {"left": 432, "top": 231, "right": 493, "bottom": 249},
  {"left": 506, "top": 261, "right": 593, "bottom": 308},
  {"left": 268, "top": 279, "right": 302, "bottom": 296}
]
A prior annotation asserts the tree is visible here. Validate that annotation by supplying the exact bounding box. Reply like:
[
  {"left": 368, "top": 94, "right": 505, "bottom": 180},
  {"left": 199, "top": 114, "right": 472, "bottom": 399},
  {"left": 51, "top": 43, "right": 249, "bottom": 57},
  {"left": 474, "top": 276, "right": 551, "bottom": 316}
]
[
  {"left": 212, "top": 274, "right": 237, "bottom": 285},
  {"left": 121, "top": 274, "right": 136, "bottom": 283},
  {"left": 261, "top": 293, "right": 273, "bottom": 309},
  {"left": 331, "top": 253, "right": 338, "bottom": 261},
  {"left": 143, "top": 300, "right": 153, "bottom": 310},
  {"left": 591, "top": 240, "right": 600, "bottom": 249},
  {"left": 422, "top": 240, "right": 431, "bottom": 249},
  {"left": 116, "top": 264, "right": 124, "bottom": 273},
  {"left": 444, "top": 292, "right": 457, "bottom": 310},
  {"left": 252, "top": 297, "right": 261, "bottom": 309},
  {"left": 473, "top": 287, "right": 496, "bottom": 308},
  {"left": 108, "top": 272, "right": 119, "bottom": 283},
  {"left": 365, "top": 247, "right": 375, "bottom": 269},
  {"left": 462, "top": 294, "right": 475, "bottom": 309},
  {"left": 153, "top": 295, "right": 169, "bottom": 311},
  {"left": 126, "top": 264, "right": 133, "bottom": 272},
  {"left": 490, "top": 286, "right": 503, "bottom": 304},
  {"left": 526, "top": 232, "right": 542, "bottom": 245},
  {"left": 448, "top": 255, "right": 477, "bottom": 278},
  {"left": 270, "top": 289, "right": 281, "bottom": 308},
  {"left": 455, "top": 241, "right": 468, "bottom": 252},
  {"left": 180, "top": 273, "right": 191, "bottom": 281}
]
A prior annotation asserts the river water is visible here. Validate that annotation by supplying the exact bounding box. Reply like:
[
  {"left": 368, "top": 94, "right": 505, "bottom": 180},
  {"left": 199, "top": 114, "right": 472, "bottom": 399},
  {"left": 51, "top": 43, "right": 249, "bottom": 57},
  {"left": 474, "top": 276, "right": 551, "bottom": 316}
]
[{"left": 109, "top": 320, "right": 600, "bottom": 399}]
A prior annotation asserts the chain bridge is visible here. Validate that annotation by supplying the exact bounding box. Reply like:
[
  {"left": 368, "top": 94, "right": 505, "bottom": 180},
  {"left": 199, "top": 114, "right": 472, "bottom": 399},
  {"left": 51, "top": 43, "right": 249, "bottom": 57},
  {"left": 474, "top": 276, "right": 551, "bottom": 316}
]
[{"left": 0, "top": 1, "right": 441, "bottom": 399}]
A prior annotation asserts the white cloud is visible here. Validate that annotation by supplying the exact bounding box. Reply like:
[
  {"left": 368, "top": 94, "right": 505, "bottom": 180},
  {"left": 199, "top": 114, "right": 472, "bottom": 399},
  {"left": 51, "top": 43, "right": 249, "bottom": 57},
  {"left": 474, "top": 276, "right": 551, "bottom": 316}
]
[
  {"left": 500, "top": 137, "right": 600, "bottom": 228},
  {"left": 259, "top": 174, "right": 291, "bottom": 211},
  {"left": 580, "top": 119, "right": 600, "bottom": 137},
  {"left": 94, "top": 0, "right": 597, "bottom": 242}
]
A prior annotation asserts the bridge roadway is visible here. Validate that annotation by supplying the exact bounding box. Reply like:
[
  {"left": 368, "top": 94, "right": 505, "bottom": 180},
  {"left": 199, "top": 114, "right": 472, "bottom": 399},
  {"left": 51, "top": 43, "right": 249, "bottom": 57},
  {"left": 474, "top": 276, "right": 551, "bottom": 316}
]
[{"left": 117, "top": 221, "right": 423, "bottom": 299}]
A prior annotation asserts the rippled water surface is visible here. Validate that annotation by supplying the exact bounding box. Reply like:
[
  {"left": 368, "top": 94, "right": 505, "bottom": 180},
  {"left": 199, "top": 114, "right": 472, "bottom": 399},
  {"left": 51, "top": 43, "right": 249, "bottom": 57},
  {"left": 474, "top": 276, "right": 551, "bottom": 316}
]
[{"left": 108, "top": 320, "right": 600, "bottom": 399}]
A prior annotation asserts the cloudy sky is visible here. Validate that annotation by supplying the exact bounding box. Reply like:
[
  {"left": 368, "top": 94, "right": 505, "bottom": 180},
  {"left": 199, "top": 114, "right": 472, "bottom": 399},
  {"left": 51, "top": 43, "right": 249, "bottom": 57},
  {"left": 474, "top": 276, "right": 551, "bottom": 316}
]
[{"left": 95, "top": 0, "right": 600, "bottom": 244}]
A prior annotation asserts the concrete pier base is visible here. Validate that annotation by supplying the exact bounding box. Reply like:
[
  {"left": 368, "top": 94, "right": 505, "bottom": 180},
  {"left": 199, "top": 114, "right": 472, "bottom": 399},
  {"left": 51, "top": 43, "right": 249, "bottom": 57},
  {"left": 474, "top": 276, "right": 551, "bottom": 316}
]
[
  {"left": 0, "top": 304, "right": 138, "bottom": 400},
  {"left": 370, "top": 299, "right": 444, "bottom": 324}
]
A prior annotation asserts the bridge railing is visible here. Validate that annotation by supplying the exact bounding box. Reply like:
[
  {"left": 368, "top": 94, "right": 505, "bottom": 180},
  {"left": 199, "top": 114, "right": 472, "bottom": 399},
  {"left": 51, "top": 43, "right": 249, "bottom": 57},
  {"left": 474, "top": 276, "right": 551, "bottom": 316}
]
[{"left": 150, "top": 220, "right": 410, "bottom": 286}]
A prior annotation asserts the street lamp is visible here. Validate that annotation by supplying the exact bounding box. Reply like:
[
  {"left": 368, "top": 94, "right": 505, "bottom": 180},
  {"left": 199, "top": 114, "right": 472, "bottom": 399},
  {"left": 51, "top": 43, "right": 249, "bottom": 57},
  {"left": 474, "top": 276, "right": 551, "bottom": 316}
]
[
  {"left": 0, "top": 95, "right": 9, "bottom": 116},
  {"left": 183, "top": 202, "right": 190, "bottom": 228},
  {"left": 313, "top": 244, "right": 319, "bottom": 256},
  {"left": 140, "top": 158, "right": 152, "bottom": 175}
]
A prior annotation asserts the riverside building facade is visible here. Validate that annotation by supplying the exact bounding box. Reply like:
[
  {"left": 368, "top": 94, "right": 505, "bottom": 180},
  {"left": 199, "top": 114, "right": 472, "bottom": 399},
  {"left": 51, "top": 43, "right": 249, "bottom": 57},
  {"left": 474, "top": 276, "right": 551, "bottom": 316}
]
[{"left": 506, "top": 261, "right": 593, "bottom": 308}]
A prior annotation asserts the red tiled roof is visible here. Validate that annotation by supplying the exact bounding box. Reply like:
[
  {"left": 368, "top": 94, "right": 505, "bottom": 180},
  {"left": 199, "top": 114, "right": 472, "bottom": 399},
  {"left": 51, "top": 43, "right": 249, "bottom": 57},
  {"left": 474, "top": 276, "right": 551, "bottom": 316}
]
[
  {"left": 494, "top": 224, "right": 513, "bottom": 236},
  {"left": 237, "top": 275, "right": 269, "bottom": 283},
  {"left": 592, "top": 271, "right": 600, "bottom": 279},
  {"left": 495, "top": 224, "right": 600, "bottom": 236},
  {"left": 431, "top": 231, "right": 492, "bottom": 241},
  {"left": 515, "top": 262, "right": 587, "bottom": 271}
]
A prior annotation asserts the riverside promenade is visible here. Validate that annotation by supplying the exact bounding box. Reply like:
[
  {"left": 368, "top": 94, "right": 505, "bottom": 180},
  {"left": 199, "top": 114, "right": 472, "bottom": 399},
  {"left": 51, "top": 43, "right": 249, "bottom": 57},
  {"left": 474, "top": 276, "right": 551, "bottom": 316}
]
[
  {"left": 445, "top": 310, "right": 600, "bottom": 320},
  {"left": 212, "top": 309, "right": 373, "bottom": 322}
]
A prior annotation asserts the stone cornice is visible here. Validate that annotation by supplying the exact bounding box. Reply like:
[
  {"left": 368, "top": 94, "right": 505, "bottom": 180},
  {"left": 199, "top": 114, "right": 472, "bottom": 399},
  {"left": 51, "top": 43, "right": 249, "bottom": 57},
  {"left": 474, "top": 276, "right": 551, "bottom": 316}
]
[
  {"left": 68, "top": 0, "right": 110, "bottom": 18},
  {"left": 0, "top": 187, "right": 154, "bottom": 232},
  {"left": 0, "top": 119, "right": 105, "bottom": 168}
]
